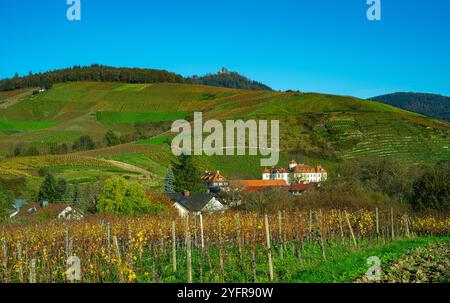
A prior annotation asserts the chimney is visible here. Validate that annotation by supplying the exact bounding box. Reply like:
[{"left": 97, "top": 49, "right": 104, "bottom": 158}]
[{"left": 184, "top": 191, "right": 190, "bottom": 197}]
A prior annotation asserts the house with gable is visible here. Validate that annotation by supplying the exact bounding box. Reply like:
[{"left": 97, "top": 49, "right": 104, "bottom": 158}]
[
  {"left": 12, "top": 201, "right": 84, "bottom": 220},
  {"left": 201, "top": 171, "right": 229, "bottom": 193},
  {"left": 166, "top": 191, "right": 226, "bottom": 217}
]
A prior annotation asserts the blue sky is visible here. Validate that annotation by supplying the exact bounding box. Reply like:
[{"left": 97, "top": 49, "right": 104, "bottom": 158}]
[{"left": 0, "top": 0, "right": 449, "bottom": 98}]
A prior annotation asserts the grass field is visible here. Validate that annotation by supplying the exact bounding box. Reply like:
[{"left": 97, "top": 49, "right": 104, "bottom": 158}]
[
  {"left": 136, "top": 136, "right": 170, "bottom": 145},
  {"left": 0, "top": 120, "right": 58, "bottom": 131}
]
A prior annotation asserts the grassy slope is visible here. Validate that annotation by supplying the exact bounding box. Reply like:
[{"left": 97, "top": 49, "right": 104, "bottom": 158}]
[
  {"left": 0, "top": 82, "right": 449, "bottom": 180},
  {"left": 290, "top": 237, "right": 450, "bottom": 282},
  {"left": 143, "top": 236, "right": 450, "bottom": 283}
]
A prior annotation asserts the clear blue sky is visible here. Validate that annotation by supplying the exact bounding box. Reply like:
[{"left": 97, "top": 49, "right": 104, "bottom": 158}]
[{"left": 1, "top": 0, "right": 449, "bottom": 98}]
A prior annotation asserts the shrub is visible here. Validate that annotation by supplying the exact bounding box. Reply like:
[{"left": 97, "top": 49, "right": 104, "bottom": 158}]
[
  {"left": 97, "top": 176, "right": 150, "bottom": 215},
  {"left": 411, "top": 164, "right": 450, "bottom": 211}
]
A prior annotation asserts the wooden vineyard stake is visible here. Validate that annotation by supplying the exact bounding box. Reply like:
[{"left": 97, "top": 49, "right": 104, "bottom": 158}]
[
  {"left": 107, "top": 223, "right": 111, "bottom": 259},
  {"left": 112, "top": 236, "right": 125, "bottom": 283},
  {"left": 251, "top": 250, "right": 257, "bottom": 283},
  {"left": 193, "top": 215, "right": 198, "bottom": 249},
  {"left": 17, "top": 241, "right": 23, "bottom": 282},
  {"left": 391, "top": 208, "right": 395, "bottom": 240},
  {"left": 404, "top": 214, "right": 411, "bottom": 238},
  {"left": 251, "top": 217, "right": 258, "bottom": 282},
  {"left": 344, "top": 211, "right": 357, "bottom": 248},
  {"left": 375, "top": 208, "right": 380, "bottom": 241},
  {"left": 283, "top": 211, "right": 287, "bottom": 253},
  {"left": 2, "top": 237, "right": 7, "bottom": 283},
  {"left": 308, "top": 210, "right": 313, "bottom": 243},
  {"left": 127, "top": 224, "right": 133, "bottom": 272},
  {"left": 218, "top": 219, "right": 224, "bottom": 280},
  {"left": 152, "top": 242, "right": 159, "bottom": 282},
  {"left": 127, "top": 224, "right": 132, "bottom": 250},
  {"left": 29, "top": 258, "right": 36, "bottom": 283},
  {"left": 69, "top": 237, "right": 73, "bottom": 258},
  {"left": 316, "top": 212, "right": 327, "bottom": 260},
  {"left": 200, "top": 214, "right": 205, "bottom": 253},
  {"left": 186, "top": 230, "right": 192, "bottom": 283},
  {"left": 294, "top": 215, "right": 303, "bottom": 263},
  {"left": 264, "top": 215, "right": 274, "bottom": 282},
  {"left": 278, "top": 211, "right": 284, "bottom": 259},
  {"left": 172, "top": 221, "right": 177, "bottom": 273},
  {"left": 407, "top": 215, "right": 416, "bottom": 238},
  {"left": 338, "top": 210, "right": 344, "bottom": 244},
  {"left": 65, "top": 225, "right": 69, "bottom": 258},
  {"left": 236, "top": 213, "right": 242, "bottom": 260}
]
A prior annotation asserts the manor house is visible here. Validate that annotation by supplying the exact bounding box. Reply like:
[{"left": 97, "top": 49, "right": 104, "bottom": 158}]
[{"left": 262, "top": 160, "right": 327, "bottom": 185}]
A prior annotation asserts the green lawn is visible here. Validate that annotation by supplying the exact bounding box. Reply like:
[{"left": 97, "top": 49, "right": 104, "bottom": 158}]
[
  {"left": 136, "top": 136, "right": 170, "bottom": 146},
  {"left": 0, "top": 120, "right": 58, "bottom": 131}
]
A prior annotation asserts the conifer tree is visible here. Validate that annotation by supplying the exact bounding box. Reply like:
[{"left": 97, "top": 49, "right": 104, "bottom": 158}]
[
  {"left": 172, "top": 155, "right": 205, "bottom": 193},
  {"left": 38, "top": 173, "right": 57, "bottom": 202},
  {"left": 164, "top": 167, "right": 175, "bottom": 193}
]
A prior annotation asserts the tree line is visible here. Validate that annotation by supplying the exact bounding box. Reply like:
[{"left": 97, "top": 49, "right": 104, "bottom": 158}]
[
  {"left": 234, "top": 158, "right": 450, "bottom": 213},
  {"left": 10, "top": 130, "right": 147, "bottom": 157},
  {"left": 0, "top": 64, "right": 272, "bottom": 92}
]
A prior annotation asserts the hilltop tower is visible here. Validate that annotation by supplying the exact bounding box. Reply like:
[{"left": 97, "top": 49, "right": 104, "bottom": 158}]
[{"left": 219, "top": 67, "right": 229, "bottom": 74}]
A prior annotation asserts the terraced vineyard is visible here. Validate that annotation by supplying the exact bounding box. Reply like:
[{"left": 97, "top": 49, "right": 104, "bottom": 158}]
[
  {"left": 340, "top": 113, "right": 450, "bottom": 163},
  {"left": 0, "top": 155, "right": 117, "bottom": 179},
  {"left": 0, "top": 82, "right": 449, "bottom": 179}
]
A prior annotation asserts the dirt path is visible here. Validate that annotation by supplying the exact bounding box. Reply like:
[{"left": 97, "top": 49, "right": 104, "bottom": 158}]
[{"left": 107, "top": 159, "right": 159, "bottom": 179}]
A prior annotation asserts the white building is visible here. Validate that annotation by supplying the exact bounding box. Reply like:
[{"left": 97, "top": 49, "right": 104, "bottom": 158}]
[
  {"left": 166, "top": 192, "right": 225, "bottom": 217},
  {"left": 262, "top": 160, "right": 328, "bottom": 185}
]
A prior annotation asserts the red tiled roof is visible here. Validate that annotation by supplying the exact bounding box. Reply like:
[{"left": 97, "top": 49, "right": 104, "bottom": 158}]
[
  {"left": 17, "top": 202, "right": 73, "bottom": 217},
  {"left": 17, "top": 202, "right": 41, "bottom": 217},
  {"left": 289, "top": 182, "right": 318, "bottom": 192},
  {"left": 231, "top": 180, "right": 289, "bottom": 192},
  {"left": 233, "top": 180, "right": 288, "bottom": 187},
  {"left": 201, "top": 171, "right": 227, "bottom": 182},
  {"left": 263, "top": 168, "right": 289, "bottom": 174},
  {"left": 263, "top": 161, "right": 327, "bottom": 174}
]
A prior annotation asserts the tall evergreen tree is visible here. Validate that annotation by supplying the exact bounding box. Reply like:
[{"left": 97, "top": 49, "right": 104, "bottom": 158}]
[
  {"left": 55, "top": 178, "right": 68, "bottom": 202},
  {"left": 164, "top": 167, "right": 175, "bottom": 193},
  {"left": 72, "top": 184, "right": 81, "bottom": 206},
  {"left": 38, "top": 173, "right": 57, "bottom": 202},
  {"left": 0, "top": 185, "right": 13, "bottom": 221},
  {"left": 172, "top": 155, "right": 205, "bottom": 193}
]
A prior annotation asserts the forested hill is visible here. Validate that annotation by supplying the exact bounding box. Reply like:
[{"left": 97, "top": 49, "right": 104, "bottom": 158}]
[
  {"left": 370, "top": 92, "right": 450, "bottom": 122},
  {"left": 190, "top": 68, "right": 272, "bottom": 91},
  {"left": 0, "top": 65, "right": 272, "bottom": 92}
]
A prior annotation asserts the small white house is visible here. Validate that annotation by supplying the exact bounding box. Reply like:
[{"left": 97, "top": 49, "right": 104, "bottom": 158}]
[
  {"left": 13, "top": 202, "right": 84, "bottom": 221},
  {"left": 166, "top": 192, "right": 225, "bottom": 217},
  {"left": 56, "top": 206, "right": 84, "bottom": 220}
]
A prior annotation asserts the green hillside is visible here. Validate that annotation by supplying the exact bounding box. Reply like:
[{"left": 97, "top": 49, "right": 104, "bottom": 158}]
[{"left": 0, "top": 82, "right": 449, "bottom": 182}]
